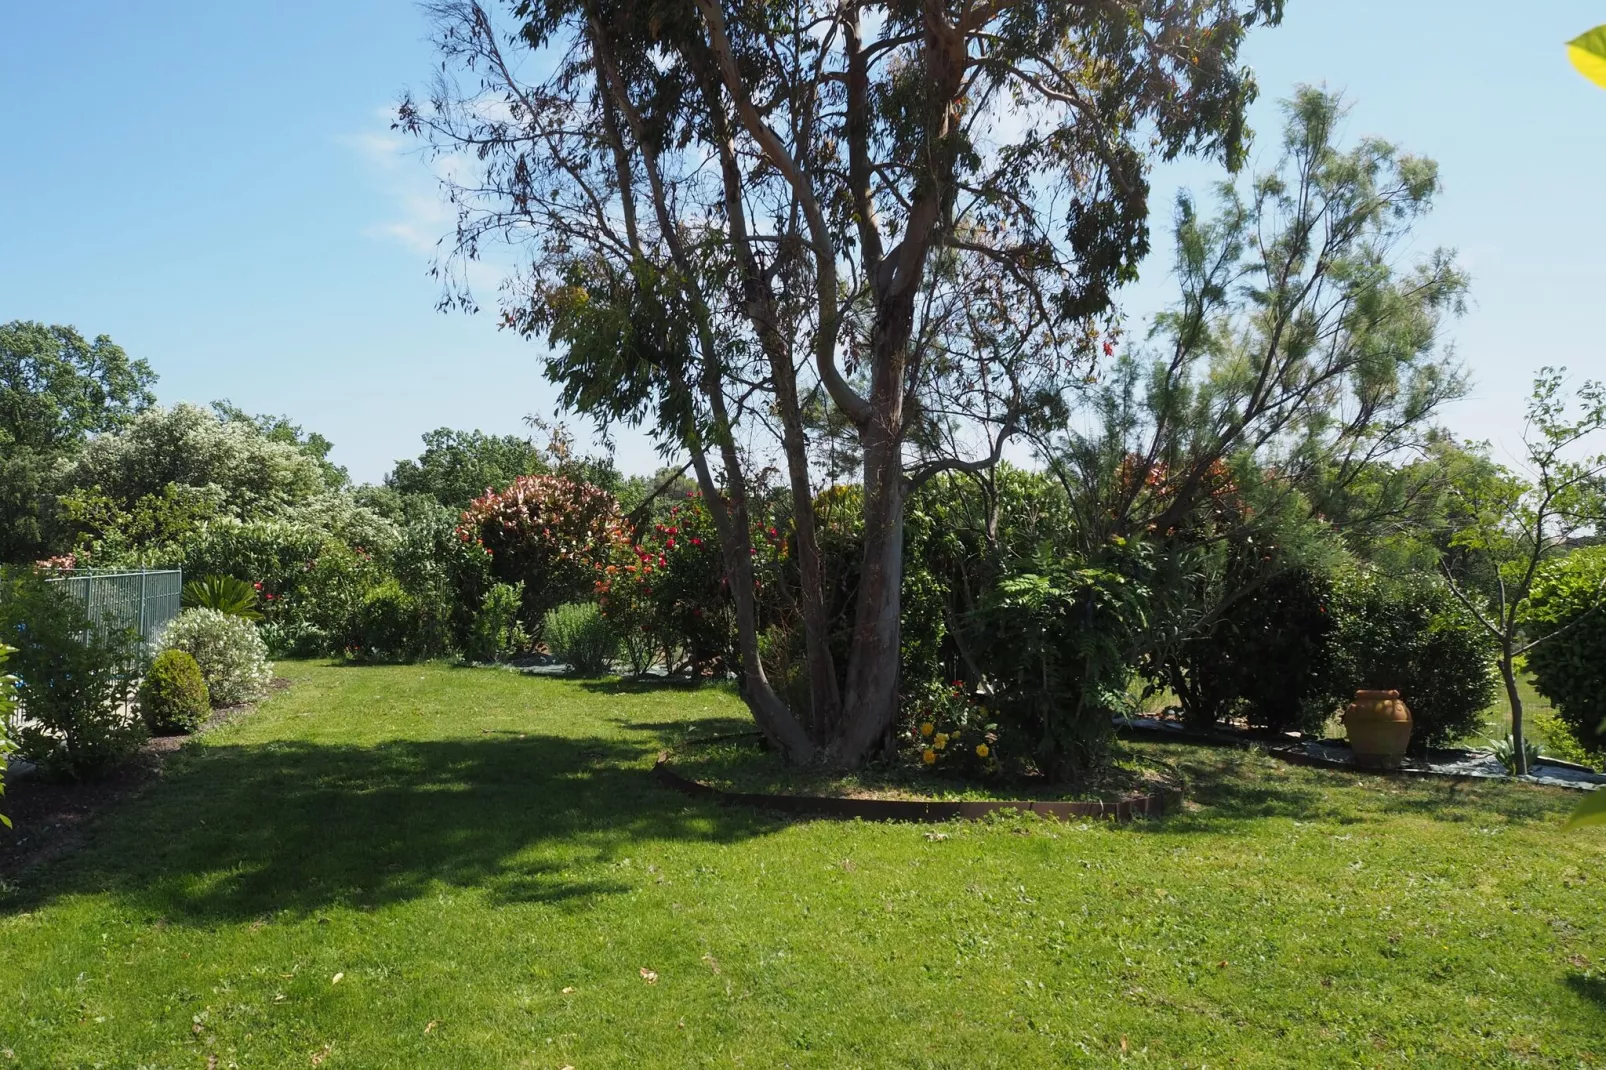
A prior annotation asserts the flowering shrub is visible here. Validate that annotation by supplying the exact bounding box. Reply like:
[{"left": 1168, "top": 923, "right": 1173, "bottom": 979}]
[
  {"left": 159, "top": 608, "right": 274, "bottom": 706},
  {"left": 902, "top": 679, "right": 1002, "bottom": 778},
  {"left": 595, "top": 492, "right": 737, "bottom": 674},
  {"left": 460, "top": 475, "right": 626, "bottom": 635}
]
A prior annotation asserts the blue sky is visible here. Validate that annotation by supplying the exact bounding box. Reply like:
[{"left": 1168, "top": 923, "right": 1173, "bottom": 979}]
[{"left": 2, "top": 2, "right": 1601, "bottom": 483}]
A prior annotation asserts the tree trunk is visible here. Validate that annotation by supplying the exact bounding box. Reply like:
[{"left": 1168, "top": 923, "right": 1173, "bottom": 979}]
[
  {"left": 1499, "top": 643, "right": 1529, "bottom": 777},
  {"left": 697, "top": 78, "right": 843, "bottom": 742},
  {"left": 829, "top": 419, "right": 908, "bottom": 767}
]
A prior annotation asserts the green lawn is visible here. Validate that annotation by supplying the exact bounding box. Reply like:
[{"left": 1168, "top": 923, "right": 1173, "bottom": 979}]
[{"left": 4, "top": 662, "right": 1606, "bottom": 1067}]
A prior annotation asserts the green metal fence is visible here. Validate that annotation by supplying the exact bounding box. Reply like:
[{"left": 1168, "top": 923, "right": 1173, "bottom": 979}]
[
  {"left": 47, "top": 569, "right": 184, "bottom": 648},
  {"left": 3, "top": 570, "right": 182, "bottom": 744}
]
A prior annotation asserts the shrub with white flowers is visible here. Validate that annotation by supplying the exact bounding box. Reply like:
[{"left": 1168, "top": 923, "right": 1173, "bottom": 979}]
[{"left": 159, "top": 608, "right": 273, "bottom": 706}]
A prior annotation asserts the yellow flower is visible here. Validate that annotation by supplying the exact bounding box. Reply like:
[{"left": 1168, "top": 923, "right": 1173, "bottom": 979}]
[
  {"left": 922, "top": 748, "right": 937, "bottom": 765},
  {"left": 975, "top": 743, "right": 990, "bottom": 759},
  {"left": 933, "top": 733, "right": 948, "bottom": 750},
  {"left": 919, "top": 722, "right": 935, "bottom": 738}
]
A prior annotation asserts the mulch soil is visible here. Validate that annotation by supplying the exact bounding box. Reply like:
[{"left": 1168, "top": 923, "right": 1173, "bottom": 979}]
[{"left": 0, "top": 678, "right": 287, "bottom": 877}]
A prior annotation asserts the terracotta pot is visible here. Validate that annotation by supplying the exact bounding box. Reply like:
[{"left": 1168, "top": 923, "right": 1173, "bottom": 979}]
[{"left": 1342, "top": 689, "right": 1412, "bottom": 769}]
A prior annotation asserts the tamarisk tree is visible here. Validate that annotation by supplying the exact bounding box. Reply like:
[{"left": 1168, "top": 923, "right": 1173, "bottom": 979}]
[{"left": 402, "top": 0, "right": 1281, "bottom": 766}]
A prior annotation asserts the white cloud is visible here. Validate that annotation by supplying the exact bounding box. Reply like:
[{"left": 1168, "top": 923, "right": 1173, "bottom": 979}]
[{"left": 341, "top": 114, "right": 511, "bottom": 292}]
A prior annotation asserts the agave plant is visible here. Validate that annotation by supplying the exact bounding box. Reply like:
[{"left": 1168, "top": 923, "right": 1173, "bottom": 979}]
[
  {"left": 181, "top": 575, "right": 263, "bottom": 621},
  {"left": 1489, "top": 732, "right": 1541, "bottom": 777}
]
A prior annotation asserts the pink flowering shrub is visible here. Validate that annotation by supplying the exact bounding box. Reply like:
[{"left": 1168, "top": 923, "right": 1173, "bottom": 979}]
[{"left": 460, "top": 475, "right": 626, "bottom": 635}]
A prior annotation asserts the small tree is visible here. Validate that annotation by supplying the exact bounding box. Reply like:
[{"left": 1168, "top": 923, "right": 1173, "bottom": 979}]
[{"left": 1440, "top": 371, "right": 1606, "bottom": 775}]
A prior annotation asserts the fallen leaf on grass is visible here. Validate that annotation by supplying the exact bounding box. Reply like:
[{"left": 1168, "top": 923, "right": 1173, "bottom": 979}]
[
  {"left": 701, "top": 953, "right": 720, "bottom": 975},
  {"left": 424, "top": 1020, "right": 437, "bottom": 1034},
  {"left": 311, "top": 1044, "right": 332, "bottom": 1066},
  {"left": 207, "top": 1056, "right": 218, "bottom": 1070},
  {"left": 562, "top": 986, "right": 576, "bottom": 994},
  {"left": 331, "top": 972, "right": 344, "bottom": 985},
  {"left": 640, "top": 968, "right": 659, "bottom": 984}
]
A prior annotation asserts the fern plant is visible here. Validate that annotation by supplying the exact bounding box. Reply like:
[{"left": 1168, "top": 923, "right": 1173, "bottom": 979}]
[{"left": 181, "top": 574, "right": 263, "bottom": 621}]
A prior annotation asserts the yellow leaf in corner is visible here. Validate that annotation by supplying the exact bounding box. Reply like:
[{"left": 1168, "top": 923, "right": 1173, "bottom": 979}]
[{"left": 1567, "top": 25, "right": 1606, "bottom": 89}]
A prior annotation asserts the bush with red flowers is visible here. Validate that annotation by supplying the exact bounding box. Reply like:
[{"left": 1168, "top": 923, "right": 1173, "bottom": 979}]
[
  {"left": 596, "top": 492, "right": 741, "bottom": 675},
  {"left": 459, "top": 475, "right": 627, "bottom": 635}
]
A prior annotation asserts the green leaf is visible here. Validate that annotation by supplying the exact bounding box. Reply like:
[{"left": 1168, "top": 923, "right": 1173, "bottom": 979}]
[
  {"left": 1565, "top": 786, "right": 1606, "bottom": 828},
  {"left": 181, "top": 575, "right": 264, "bottom": 621},
  {"left": 1568, "top": 25, "right": 1606, "bottom": 89}
]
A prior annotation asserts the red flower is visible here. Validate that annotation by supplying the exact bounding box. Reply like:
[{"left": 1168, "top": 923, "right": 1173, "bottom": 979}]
[{"left": 1102, "top": 340, "right": 1115, "bottom": 357}]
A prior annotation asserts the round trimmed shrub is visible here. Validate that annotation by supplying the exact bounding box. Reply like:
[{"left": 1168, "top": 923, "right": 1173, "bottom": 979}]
[
  {"left": 138, "top": 649, "right": 210, "bottom": 734},
  {"left": 543, "top": 602, "right": 617, "bottom": 675},
  {"left": 159, "top": 608, "right": 273, "bottom": 706},
  {"left": 1524, "top": 546, "right": 1606, "bottom": 752}
]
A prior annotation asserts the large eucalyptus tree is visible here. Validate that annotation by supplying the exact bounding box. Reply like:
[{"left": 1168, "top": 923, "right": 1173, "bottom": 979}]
[{"left": 402, "top": 0, "right": 1282, "bottom": 766}]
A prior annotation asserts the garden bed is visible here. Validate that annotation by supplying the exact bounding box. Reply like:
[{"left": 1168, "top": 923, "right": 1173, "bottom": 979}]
[
  {"left": 654, "top": 734, "right": 1184, "bottom": 822},
  {"left": 1116, "top": 713, "right": 1606, "bottom": 790},
  {"left": 0, "top": 679, "right": 286, "bottom": 875}
]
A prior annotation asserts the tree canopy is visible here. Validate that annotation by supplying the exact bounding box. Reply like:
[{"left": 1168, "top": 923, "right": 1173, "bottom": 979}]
[{"left": 406, "top": 0, "right": 1285, "bottom": 766}]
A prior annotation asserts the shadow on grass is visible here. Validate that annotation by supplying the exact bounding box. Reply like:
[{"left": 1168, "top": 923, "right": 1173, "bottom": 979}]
[
  {"left": 579, "top": 677, "right": 736, "bottom": 696},
  {"left": 1129, "top": 744, "right": 1577, "bottom": 830},
  {"left": 1565, "top": 972, "right": 1606, "bottom": 1010},
  {"left": 612, "top": 717, "right": 757, "bottom": 741},
  {"left": 0, "top": 732, "right": 779, "bottom": 924}
]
